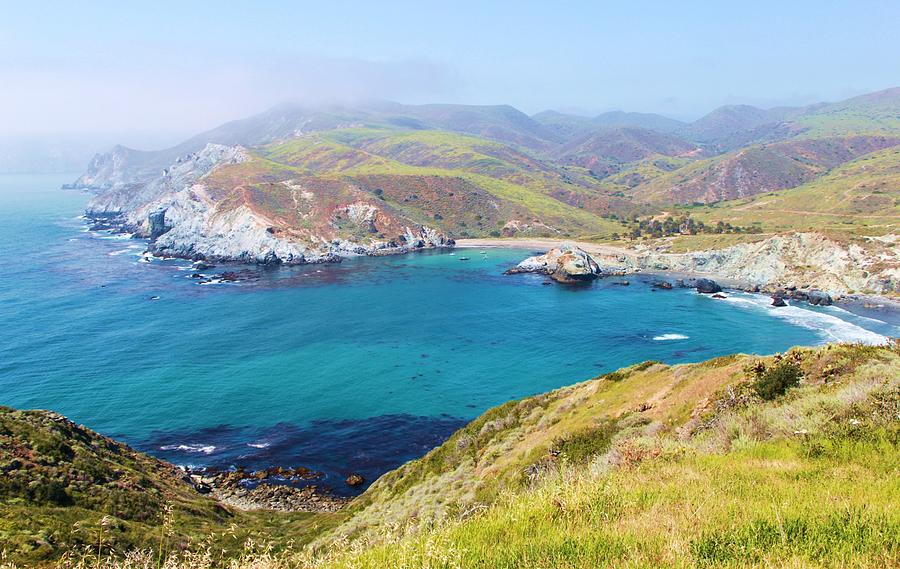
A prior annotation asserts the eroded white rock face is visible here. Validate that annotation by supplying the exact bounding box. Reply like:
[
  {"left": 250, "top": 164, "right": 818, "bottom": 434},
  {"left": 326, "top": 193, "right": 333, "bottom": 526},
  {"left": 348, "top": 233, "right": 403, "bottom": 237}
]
[
  {"left": 511, "top": 245, "right": 602, "bottom": 282},
  {"left": 87, "top": 144, "right": 250, "bottom": 221},
  {"left": 637, "top": 232, "right": 899, "bottom": 294},
  {"left": 84, "top": 143, "right": 454, "bottom": 264}
]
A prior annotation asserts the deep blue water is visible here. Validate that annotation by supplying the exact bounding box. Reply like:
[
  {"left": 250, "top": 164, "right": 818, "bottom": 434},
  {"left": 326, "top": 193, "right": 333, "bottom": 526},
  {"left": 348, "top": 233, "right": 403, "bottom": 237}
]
[{"left": 1, "top": 173, "right": 896, "bottom": 494}]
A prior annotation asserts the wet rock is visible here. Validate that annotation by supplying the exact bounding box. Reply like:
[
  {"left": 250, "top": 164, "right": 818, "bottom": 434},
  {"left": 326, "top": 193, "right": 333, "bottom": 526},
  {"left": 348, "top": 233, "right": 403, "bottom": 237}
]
[
  {"left": 345, "top": 473, "right": 365, "bottom": 487},
  {"left": 652, "top": 281, "right": 673, "bottom": 290},
  {"left": 772, "top": 296, "right": 787, "bottom": 307},
  {"left": 695, "top": 278, "right": 723, "bottom": 294},
  {"left": 711, "top": 293, "right": 727, "bottom": 299},
  {"left": 807, "top": 290, "right": 833, "bottom": 306}
]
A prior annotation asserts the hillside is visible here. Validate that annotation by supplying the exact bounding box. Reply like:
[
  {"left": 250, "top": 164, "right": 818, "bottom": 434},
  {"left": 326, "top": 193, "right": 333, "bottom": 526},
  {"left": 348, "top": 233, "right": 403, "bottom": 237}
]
[
  {"left": 532, "top": 110, "right": 686, "bottom": 139},
  {"left": 83, "top": 125, "right": 629, "bottom": 264},
  {"left": 680, "top": 104, "right": 806, "bottom": 149},
  {"left": 0, "top": 407, "right": 338, "bottom": 566},
  {"left": 3, "top": 343, "right": 897, "bottom": 567},
  {"left": 632, "top": 135, "right": 899, "bottom": 204},
  {"left": 789, "top": 87, "right": 900, "bottom": 138},
  {"left": 555, "top": 127, "right": 701, "bottom": 172},
  {"left": 682, "top": 145, "right": 900, "bottom": 236}
]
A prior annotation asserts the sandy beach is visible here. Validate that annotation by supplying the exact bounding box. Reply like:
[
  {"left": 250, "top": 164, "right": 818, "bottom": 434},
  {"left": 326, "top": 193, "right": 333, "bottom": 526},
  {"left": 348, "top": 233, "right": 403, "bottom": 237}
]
[{"left": 455, "top": 238, "right": 635, "bottom": 259}]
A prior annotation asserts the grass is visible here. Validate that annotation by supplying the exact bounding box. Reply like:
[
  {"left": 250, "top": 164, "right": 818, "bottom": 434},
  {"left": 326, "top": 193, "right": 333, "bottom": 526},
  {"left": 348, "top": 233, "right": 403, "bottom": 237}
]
[
  {"left": 679, "top": 146, "right": 900, "bottom": 237},
  {"left": 4, "top": 344, "right": 897, "bottom": 568}
]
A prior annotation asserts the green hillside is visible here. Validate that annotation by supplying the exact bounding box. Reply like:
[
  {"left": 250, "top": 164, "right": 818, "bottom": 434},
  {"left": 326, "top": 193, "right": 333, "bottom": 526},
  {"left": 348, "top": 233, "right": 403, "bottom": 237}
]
[
  {"left": 212, "top": 129, "right": 626, "bottom": 240},
  {"left": 790, "top": 88, "right": 900, "bottom": 138},
  {"left": 9, "top": 343, "right": 896, "bottom": 568},
  {"left": 681, "top": 146, "right": 900, "bottom": 236}
]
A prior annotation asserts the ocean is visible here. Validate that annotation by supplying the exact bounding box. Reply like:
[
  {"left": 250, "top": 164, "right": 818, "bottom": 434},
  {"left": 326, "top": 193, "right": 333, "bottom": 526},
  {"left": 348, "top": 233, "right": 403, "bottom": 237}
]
[{"left": 1, "top": 173, "right": 896, "bottom": 494}]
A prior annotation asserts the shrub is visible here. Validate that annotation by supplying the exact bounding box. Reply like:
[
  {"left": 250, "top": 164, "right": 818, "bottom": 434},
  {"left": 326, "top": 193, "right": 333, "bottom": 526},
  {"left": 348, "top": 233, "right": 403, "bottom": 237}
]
[
  {"left": 754, "top": 361, "right": 802, "bottom": 400},
  {"left": 552, "top": 420, "right": 618, "bottom": 464}
]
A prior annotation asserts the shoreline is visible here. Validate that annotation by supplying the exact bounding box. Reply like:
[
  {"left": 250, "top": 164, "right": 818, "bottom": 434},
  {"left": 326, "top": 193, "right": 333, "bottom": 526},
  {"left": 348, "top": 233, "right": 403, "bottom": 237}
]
[{"left": 458, "top": 237, "right": 900, "bottom": 310}]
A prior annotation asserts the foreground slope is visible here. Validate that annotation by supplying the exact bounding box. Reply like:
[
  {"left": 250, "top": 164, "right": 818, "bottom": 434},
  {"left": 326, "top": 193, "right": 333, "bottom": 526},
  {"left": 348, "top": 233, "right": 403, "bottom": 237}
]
[
  {"left": 0, "top": 408, "right": 337, "bottom": 565},
  {"left": 2, "top": 343, "right": 898, "bottom": 568},
  {"left": 308, "top": 342, "right": 899, "bottom": 568}
]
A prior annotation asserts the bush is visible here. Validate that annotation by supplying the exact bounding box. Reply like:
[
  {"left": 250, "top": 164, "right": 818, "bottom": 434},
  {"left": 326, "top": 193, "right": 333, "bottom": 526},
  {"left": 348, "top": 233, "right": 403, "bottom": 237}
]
[
  {"left": 754, "top": 361, "right": 802, "bottom": 400},
  {"left": 553, "top": 420, "right": 618, "bottom": 464}
]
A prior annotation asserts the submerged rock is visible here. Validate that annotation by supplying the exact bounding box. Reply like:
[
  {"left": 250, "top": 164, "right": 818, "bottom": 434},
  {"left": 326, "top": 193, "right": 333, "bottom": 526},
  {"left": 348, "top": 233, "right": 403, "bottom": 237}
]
[
  {"left": 652, "top": 281, "right": 673, "bottom": 290},
  {"left": 505, "top": 245, "right": 602, "bottom": 284}
]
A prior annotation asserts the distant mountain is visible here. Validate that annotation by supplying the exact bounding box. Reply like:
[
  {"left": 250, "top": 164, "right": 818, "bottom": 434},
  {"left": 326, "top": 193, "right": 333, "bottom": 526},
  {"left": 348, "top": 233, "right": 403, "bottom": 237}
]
[
  {"left": 787, "top": 87, "right": 900, "bottom": 138},
  {"left": 71, "top": 102, "right": 560, "bottom": 191},
  {"left": 533, "top": 110, "right": 685, "bottom": 140},
  {"left": 632, "top": 135, "right": 899, "bottom": 204},
  {"left": 69, "top": 86, "right": 900, "bottom": 264},
  {"left": 555, "top": 127, "right": 701, "bottom": 171},
  {"left": 680, "top": 104, "right": 807, "bottom": 148}
]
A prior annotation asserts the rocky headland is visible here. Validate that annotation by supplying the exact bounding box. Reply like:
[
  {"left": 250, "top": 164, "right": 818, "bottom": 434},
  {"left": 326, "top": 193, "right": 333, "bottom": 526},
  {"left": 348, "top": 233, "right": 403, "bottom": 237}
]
[{"left": 79, "top": 143, "right": 454, "bottom": 265}]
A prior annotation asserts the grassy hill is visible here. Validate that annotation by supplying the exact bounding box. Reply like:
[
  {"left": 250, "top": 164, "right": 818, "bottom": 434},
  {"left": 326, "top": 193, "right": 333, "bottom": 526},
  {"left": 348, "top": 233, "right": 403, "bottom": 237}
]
[
  {"left": 198, "top": 128, "right": 626, "bottom": 242},
  {"left": 555, "top": 128, "right": 701, "bottom": 172},
  {"left": 5, "top": 343, "right": 896, "bottom": 567},
  {"left": 789, "top": 87, "right": 900, "bottom": 138},
  {"left": 678, "top": 145, "right": 900, "bottom": 236},
  {"left": 631, "top": 136, "right": 899, "bottom": 205},
  {"left": 0, "top": 407, "right": 339, "bottom": 566}
]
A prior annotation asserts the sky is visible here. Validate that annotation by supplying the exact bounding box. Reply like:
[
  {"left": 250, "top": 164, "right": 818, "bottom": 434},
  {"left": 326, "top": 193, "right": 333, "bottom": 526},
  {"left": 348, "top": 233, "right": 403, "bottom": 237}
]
[{"left": 2, "top": 0, "right": 899, "bottom": 148}]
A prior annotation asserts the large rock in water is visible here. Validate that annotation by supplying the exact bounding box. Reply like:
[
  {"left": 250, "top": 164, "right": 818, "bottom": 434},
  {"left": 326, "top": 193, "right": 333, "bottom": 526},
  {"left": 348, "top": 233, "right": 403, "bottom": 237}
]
[
  {"left": 506, "top": 245, "right": 602, "bottom": 284},
  {"left": 695, "top": 278, "right": 723, "bottom": 294}
]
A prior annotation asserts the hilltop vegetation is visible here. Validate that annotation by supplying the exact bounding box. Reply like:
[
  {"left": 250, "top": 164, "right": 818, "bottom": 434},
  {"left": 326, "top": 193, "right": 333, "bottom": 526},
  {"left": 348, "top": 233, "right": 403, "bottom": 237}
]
[{"left": 2, "top": 343, "right": 897, "bottom": 567}]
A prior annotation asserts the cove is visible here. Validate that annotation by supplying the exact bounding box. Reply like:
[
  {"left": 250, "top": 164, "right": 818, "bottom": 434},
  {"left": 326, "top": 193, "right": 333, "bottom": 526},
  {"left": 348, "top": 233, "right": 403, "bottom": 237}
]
[{"left": 1, "top": 174, "right": 897, "bottom": 494}]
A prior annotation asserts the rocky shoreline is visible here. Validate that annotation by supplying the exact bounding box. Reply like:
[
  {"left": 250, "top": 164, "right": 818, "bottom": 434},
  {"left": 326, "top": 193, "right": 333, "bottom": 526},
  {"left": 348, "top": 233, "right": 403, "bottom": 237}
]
[
  {"left": 85, "top": 209, "right": 454, "bottom": 267},
  {"left": 502, "top": 244, "right": 875, "bottom": 313},
  {"left": 463, "top": 232, "right": 900, "bottom": 299},
  {"left": 181, "top": 465, "right": 360, "bottom": 513}
]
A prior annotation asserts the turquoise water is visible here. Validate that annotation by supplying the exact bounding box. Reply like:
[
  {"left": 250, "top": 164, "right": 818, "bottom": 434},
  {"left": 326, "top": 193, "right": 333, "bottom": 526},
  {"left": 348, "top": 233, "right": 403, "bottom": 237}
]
[{"left": 1, "top": 173, "right": 896, "bottom": 493}]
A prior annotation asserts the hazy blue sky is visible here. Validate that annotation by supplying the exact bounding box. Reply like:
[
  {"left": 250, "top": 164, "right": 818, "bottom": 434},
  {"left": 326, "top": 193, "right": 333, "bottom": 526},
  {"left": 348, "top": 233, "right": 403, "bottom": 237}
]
[{"left": 3, "top": 0, "right": 898, "bottom": 144}]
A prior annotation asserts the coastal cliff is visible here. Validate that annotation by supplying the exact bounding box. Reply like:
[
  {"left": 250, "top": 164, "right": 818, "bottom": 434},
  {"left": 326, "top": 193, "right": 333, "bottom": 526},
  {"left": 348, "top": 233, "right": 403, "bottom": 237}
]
[
  {"left": 634, "top": 232, "right": 900, "bottom": 295},
  {"left": 82, "top": 143, "right": 454, "bottom": 265}
]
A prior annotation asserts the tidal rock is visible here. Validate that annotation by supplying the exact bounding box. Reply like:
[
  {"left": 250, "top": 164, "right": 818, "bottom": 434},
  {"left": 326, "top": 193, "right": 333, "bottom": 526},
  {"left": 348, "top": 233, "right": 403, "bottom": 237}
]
[
  {"left": 695, "top": 278, "right": 723, "bottom": 294},
  {"left": 711, "top": 293, "right": 727, "bottom": 299},
  {"left": 506, "top": 245, "right": 601, "bottom": 284},
  {"left": 652, "top": 281, "right": 673, "bottom": 290},
  {"left": 345, "top": 473, "right": 365, "bottom": 487},
  {"left": 807, "top": 290, "right": 833, "bottom": 306},
  {"left": 772, "top": 296, "right": 787, "bottom": 307}
]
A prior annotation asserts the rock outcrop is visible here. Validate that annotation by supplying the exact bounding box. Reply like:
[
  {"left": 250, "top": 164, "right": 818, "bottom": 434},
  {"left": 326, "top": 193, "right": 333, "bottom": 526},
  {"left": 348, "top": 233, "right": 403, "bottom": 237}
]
[
  {"left": 635, "top": 232, "right": 899, "bottom": 295},
  {"left": 506, "top": 245, "right": 602, "bottom": 283},
  {"left": 82, "top": 144, "right": 454, "bottom": 265}
]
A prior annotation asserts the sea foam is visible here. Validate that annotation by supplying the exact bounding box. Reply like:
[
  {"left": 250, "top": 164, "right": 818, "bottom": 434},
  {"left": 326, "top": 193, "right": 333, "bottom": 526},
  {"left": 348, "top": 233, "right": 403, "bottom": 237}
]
[
  {"left": 720, "top": 293, "right": 889, "bottom": 345},
  {"left": 653, "top": 333, "right": 689, "bottom": 341},
  {"left": 160, "top": 444, "right": 216, "bottom": 455}
]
